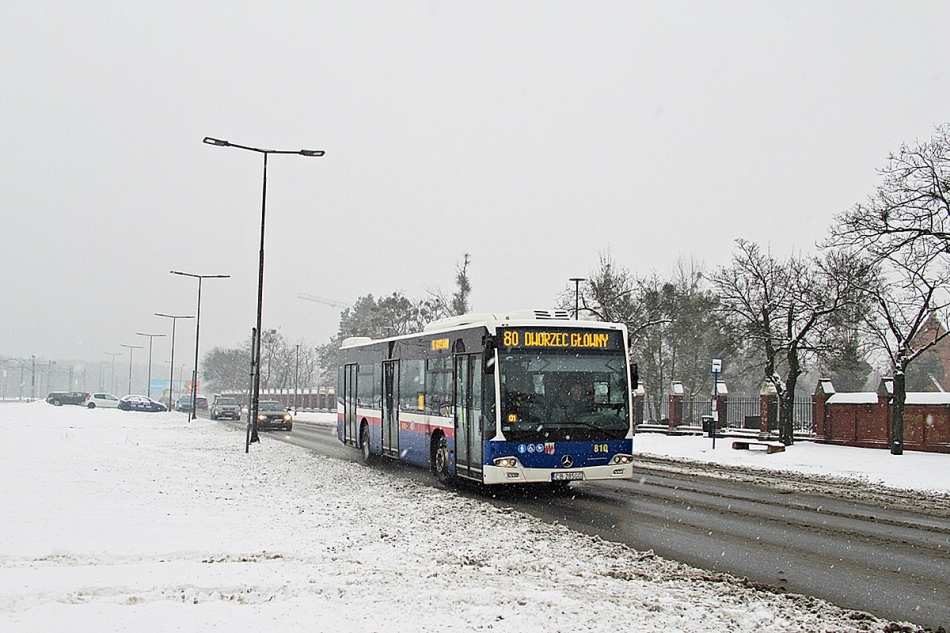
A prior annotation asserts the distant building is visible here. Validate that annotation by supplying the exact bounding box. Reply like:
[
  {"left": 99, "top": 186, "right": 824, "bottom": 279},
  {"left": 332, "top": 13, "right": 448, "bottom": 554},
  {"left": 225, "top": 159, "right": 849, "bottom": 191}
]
[{"left": 907, "top": 313, "right": 950, "bottom": 392}]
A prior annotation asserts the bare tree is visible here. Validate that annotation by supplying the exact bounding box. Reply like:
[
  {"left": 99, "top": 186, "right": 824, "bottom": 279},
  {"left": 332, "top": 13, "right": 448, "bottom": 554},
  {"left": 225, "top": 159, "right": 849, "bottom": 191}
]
[
  {"left": 858, "top": 242, "right": 950, "bottom": 454},
  {"left": 827, "top": 124, "right": 950, "bottom": 453},
  {"left": 425, "top": 252, "right": 473, "bottom": 319},
  {"left": 201, "top": 347, "right": 248, "bottom": 392},
  {"left": 711, "top": 241, "right": 865, "bottom": 445},
  {"left": 560, "top": 254, "right": 730, "bottom": 422},
  {"left": 831, "top": 124, "right": 950, "bottom": 257}
]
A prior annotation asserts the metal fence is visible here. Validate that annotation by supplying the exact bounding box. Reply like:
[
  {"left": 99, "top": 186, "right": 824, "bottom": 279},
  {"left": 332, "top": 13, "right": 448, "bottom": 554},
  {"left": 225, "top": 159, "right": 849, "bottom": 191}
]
[
  {"left": 651, "top": 394, "right": 813, "bottom": 433},
  {"left": 724, "top": 396, "right": 761, "bottom": 429}
]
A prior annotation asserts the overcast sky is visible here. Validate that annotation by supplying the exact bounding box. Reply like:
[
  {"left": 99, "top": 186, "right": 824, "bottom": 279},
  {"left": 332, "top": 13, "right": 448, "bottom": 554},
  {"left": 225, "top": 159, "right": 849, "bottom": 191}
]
[{"left": 3, "top": 1, "right": 950, "bottom": 370}]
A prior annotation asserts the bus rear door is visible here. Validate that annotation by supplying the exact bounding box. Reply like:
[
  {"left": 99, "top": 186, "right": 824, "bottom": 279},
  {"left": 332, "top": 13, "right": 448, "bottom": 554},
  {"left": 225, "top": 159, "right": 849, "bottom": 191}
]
[
  {"left": 382, "top": 360, "right": 399, "bottom": 457},
  {"left": 342, "top": 363, "right": 358, "bottom": 445}
]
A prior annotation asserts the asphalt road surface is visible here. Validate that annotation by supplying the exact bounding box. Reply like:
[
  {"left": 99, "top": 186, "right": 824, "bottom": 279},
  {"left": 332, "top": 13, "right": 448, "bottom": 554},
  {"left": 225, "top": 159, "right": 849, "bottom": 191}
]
[{"left": 232, "top": 419, "right": 950, "bottom": 630}]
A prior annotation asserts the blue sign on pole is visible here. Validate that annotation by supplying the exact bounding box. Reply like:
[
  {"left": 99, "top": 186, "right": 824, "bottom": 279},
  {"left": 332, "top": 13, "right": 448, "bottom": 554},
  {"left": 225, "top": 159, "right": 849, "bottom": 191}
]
[{"left": 150, "top": 379, "right": 168, "bottom": 398}]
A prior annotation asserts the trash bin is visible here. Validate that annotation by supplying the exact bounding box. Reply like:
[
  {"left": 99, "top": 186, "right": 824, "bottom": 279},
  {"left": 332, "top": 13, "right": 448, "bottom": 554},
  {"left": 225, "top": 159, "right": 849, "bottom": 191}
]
[{"left": 701, "top": 415, "right": 715, "bottom": 437}]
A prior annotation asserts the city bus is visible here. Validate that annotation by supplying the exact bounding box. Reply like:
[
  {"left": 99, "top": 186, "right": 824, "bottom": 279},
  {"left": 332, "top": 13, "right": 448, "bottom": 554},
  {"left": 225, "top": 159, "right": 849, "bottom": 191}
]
[{"left": 338, "top": 310, "right": 636, "bottom": 485}]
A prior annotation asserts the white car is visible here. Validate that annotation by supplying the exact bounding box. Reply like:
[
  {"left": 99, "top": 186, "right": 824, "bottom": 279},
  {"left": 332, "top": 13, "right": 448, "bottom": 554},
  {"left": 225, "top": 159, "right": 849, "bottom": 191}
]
[{"left": 83, "top": 393, "right": 121, "bottom": 409}]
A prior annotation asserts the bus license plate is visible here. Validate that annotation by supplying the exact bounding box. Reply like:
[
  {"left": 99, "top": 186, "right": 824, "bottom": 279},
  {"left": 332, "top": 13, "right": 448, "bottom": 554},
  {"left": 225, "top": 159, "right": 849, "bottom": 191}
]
[{"left": 552, "top": 471, "right": 584, "bottom": 482}]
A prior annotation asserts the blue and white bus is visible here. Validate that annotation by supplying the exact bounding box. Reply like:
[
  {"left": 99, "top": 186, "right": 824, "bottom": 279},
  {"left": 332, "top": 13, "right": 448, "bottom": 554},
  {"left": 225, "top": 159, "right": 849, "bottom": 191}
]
[{"left": 338, "top": 310, "right": 636, "bottom": 485}]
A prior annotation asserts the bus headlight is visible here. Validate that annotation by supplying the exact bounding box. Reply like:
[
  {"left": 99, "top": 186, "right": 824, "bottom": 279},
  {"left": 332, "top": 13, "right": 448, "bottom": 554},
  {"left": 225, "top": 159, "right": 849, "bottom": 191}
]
[
  {"left": 493, "top": 457, "right": 520, "bottom": 468},
  {"left": 610, "top": 454, "right": 633, "bottom": 465}
]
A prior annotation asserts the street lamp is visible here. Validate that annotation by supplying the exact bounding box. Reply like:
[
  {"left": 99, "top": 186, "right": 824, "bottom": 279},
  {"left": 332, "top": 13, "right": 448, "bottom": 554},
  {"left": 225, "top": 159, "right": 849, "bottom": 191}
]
[
  {"left": 136, "top": 332, "right": 166, "bottom": 399},
  {"left": 105, "top": 352, "right": 122, "bottom": 395},
  {"left": 569, "top": 278, "right": 586, "bottom": 320},
  {"left": 155, "top": 313, "right": 194, "bottom": 410},
  {"left": 203, "top": 136, "right": 324, "bottom": 447},
  {"left": 171, "top": 270, "right": 230, "bottom": 420},
  {"left": 118, "top": 344, "right": 142, "bottom": 395},
  {"left": 294, "top": 343, "right": 300, "bottom": 414}
]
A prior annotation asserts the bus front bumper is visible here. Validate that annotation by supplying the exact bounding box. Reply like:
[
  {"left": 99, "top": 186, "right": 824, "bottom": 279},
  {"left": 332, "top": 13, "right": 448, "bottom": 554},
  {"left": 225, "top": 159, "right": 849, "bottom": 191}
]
[{"left": 482, "top": 462, "right": 634, "bottom": 485}]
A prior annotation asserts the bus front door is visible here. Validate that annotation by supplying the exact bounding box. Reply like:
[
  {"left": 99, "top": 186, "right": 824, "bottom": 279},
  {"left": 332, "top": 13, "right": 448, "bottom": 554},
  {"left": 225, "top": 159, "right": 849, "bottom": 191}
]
[
  {"left": 382, "top": 360, "right": 399, "bottom": 458},
  {"left": 454, "top": 354, "right": 483, "bottom": 480}
]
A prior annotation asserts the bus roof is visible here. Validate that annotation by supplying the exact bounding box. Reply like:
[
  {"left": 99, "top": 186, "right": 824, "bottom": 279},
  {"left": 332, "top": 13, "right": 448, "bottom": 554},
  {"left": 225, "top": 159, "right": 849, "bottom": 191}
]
[{"left": 340, "top": 309, "right": 627, "bottom": 349}]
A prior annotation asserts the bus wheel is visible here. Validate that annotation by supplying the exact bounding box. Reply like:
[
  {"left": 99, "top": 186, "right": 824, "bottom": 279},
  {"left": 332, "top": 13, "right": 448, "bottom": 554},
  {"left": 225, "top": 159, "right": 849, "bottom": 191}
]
[
  {"left": 432, "top": 434, "right": 454, "bottom": 486},
  {"left": 359, "top": 424, "right": 373, "bottom": 465}
]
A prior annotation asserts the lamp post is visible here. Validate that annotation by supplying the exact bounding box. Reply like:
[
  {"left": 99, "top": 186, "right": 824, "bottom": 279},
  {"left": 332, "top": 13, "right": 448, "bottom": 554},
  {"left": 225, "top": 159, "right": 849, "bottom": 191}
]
[
  {"left": 171, "top": 270, "right": 229, "bottom": 420},
  {"left": 118, "top": 344, "right": 142, "bottom": 395},
  {"left": 136, "top": 332, "right": 166, "bottom": 399},
  {"left": 105, "top": 352, "right": 122, "bottom": 395},
  {"left": 155, "top": 313, "right": 194, "bottom": 410},
  {"left": 294, "top": 343, "right": 300, "bottom": 414},
  {"left": 569, "top": 278, "right": 586, "bottom": 320},
  {"left": 203, "top": 136, "right": 324, "bottom": 444}
]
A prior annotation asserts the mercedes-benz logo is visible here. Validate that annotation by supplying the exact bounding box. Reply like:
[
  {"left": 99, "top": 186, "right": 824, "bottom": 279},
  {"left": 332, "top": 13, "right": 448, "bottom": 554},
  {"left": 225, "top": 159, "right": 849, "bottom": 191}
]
[{"left": 561, "top": 454, "right": 574, "bottom": 468}]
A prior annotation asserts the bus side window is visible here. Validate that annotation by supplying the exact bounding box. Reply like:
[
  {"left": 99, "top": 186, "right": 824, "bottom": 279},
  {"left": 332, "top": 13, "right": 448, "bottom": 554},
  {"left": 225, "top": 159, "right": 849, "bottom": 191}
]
[
  {"left": 357, "top": 363, "right": 376, "bottom": 408},
  {"left": 399, "top": 359, "right": 425, "bottom": 412},
  {"left": 426, "top": 356, "right": 453, "bottom": 416}
]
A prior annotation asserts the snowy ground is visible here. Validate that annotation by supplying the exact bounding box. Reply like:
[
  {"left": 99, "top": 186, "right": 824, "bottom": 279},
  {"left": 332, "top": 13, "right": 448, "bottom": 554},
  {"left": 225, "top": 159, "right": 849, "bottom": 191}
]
[{"left": 0, "top": 401, "right": 935, "bottom": 632}]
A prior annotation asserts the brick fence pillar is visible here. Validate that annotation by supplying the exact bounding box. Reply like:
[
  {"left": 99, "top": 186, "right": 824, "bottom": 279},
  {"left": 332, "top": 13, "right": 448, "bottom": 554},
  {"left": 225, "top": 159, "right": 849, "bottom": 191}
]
[
  {"left": 633, "top": 386, "right": 645, "bottom": 428},
  {"left": 669, "top": 381, "right": 684, "bottom": 430},
  {"left": 760, "top": 381, "right": 778, "bottom": 437},
  {"left": 714, "top": 381, "right": 728, "bottom": 430},
  {"left": 812, "top": 379, "right": 834, "bottom": 442}
]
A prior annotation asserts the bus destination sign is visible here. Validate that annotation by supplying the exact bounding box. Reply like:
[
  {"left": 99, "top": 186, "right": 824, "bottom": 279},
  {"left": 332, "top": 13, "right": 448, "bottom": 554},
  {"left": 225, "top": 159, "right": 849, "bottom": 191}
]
[{"left": 497, "top": 328, "right": 622, "bottom": 351}]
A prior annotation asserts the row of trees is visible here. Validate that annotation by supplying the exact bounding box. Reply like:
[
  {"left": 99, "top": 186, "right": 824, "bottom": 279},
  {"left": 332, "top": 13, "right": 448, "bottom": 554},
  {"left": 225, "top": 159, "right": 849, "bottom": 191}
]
[
  {"left": 565, "top": 125, "right": 950, "bottom": 452},
  {"left": 201, "top": 329, "right": 323, "bottom": 394}
]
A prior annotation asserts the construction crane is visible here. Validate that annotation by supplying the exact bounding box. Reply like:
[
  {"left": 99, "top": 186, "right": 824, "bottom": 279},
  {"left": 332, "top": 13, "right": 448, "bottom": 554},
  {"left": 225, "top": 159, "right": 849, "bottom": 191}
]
[{"left": 297, "top": 293, "right": 353, "bottom": 309}]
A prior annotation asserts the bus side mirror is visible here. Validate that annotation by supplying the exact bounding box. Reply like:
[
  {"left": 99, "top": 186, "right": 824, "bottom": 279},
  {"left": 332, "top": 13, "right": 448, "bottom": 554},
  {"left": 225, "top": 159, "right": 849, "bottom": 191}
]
[
  {"left": 483, "top": 335, "right": 496, "bottom": 374},
  {"left": 630, "top": 363, "right": 639, "bottom": 390}
]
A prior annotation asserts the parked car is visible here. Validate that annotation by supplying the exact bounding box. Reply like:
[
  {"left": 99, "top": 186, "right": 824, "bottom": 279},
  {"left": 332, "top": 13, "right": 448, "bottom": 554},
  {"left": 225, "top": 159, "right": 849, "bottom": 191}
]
[
  {"left": 83, "top": 393, "right": 120, "bottom": 409},
  {"left": 46, "top": 391, "right": 90, "bottom": 406},
  {"left": 118, "top": 395, "right": 168, "bottom": 412},
  {"left": 256, "top": 400, "right": 293, "bottom": 431},
  {"left": 175, "top": 395, "right": 208, "bottom": 412},
  {"left": 210, "top": 396, "right": 242, "bottom": 420}
]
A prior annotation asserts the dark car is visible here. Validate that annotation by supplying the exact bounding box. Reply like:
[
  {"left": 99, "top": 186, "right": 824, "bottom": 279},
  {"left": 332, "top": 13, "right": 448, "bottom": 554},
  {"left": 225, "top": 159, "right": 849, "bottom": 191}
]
[
  {"left": 257, "top": 400, "right": 293, "bottom": 431},
  {"left": 118, "top": 395, "right": 168, "bottom": 412},
  {"left": 175, "top": 395, "right": 208, "bottom": 412},
  {"left": 46, "top": 391, "right": 90, "bottom": 406}
]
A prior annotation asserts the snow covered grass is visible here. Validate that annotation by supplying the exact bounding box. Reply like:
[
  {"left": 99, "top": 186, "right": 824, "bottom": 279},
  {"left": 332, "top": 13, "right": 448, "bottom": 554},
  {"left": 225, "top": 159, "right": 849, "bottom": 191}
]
[
  {"left": 634, "top": 433, "right": 950, "bottom": 495},
  {"left": 0, "top": 401, "right": 913, "bottom": 631}
]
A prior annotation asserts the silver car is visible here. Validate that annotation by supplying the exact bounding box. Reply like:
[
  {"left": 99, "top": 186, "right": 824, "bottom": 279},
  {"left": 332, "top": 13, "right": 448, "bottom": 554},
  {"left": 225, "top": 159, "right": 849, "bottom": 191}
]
[
  {"left": 210, "top": 396, "right": 242, "bottom": 420},
  {"left": 83, "top": 393, "right": 121, "bottom": 409}
]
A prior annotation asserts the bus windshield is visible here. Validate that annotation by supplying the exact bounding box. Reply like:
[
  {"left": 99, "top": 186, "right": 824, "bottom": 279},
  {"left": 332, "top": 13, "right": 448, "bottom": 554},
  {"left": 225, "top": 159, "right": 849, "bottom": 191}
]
[{"left": 499, "top": 350, "right": 629, "bottom": 442}]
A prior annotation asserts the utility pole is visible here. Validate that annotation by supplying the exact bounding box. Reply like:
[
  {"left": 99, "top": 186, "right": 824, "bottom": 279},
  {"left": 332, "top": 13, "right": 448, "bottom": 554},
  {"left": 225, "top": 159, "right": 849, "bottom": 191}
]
[
  {"left": 136, "top": 332, "right": 166, "bottom": 399},
  {"left": 569, "top": 278, "right": 586, "bottom": 320},
  {"left": 119, "top": 344, "right": 142, "bottom": 395},
  {"left": 294, "top": 343, "right": 300, "bottom": 414},
  {"left": 171, "top": 270, "right": 229, "bottom": 420},
  {"left": 105, "top": 352, "right": 122, "bottom": 395},
  {"left": 155, "top": 313, "right": 194, "bottom": 410}
]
